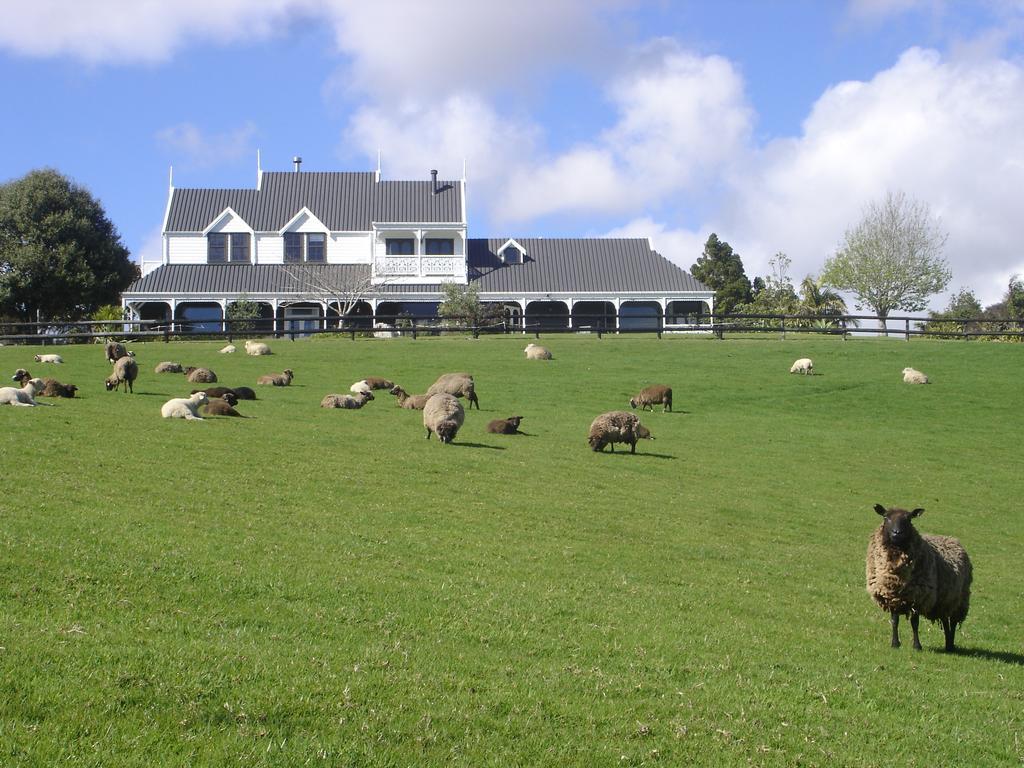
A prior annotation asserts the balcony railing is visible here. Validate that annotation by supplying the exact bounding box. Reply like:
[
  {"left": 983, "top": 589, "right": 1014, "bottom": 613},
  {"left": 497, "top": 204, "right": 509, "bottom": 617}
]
[{"left": 373, "top": 256, "right": 463, "bottom": 278}]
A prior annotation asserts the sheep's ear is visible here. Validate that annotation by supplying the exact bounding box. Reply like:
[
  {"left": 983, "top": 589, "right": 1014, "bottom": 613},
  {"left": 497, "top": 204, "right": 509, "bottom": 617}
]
[
  {"left": 911, "top": 508, "right": 924, "bottom": 518},
  {"left": 874, "top": 504, "right": 887, "bottom": 516}
]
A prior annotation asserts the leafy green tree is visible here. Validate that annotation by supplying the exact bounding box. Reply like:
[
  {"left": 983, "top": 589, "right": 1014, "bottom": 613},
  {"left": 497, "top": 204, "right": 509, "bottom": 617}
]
[
  {"left": 0, "top": 168, "right": 138, "bottom": 322},
  {"left": 798, "top": 276, "right": 853, "bottom": 328},
  {"left": 690, "top": 233, "right": 752, "bottom": 316},
  {"left": 922, "top": 288, "right": 982, "bottom": 338},
  {"left": 226, "top": 296, "right": 263, "bottom": 333},
  {"left": 437, "top": 283, "right": 503, "bottom": 329},
  {"left": 735, "top": 252, "right": 798, "bottom": 320},
  {"left": 821, "top": 191, "right": 951, "bottom": 335}
]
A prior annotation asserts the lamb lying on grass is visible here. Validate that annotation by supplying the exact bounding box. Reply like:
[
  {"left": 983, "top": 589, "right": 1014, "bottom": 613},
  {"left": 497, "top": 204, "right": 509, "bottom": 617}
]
[
  {"left": 12, "top": 369, "right": 77, "bottom": 398},
  {"left": 0, "top": 378, "right": 44, "bottom": 406},
  {"left": 161, "top": 392, "right": 207, "bottom": 420},
  {"left": 486, "top": 416, "right": 524, "bottom": 434},
  {"left": 33, "top": 354, "right": 63, "bottom": 364},
  {"left": 321, "top": 391, "right": 374, "bottom": 409},
  {"left": 257, "top": 369, "right": 293, "bottom": 386},
  {"left": 902, "top": 367, "right": 929, "bottom": 384}
]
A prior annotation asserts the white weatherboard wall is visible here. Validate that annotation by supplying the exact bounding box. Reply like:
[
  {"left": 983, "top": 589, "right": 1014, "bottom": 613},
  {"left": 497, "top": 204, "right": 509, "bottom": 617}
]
[
  {"left": 255, "top": 233, "right": 283, "bottom": 264},
  {"left": 330, "top": 233, "right": 373, "bottom": 263},
  {"left": 166, "top": 234, "right": 207, "bottom": 264}
]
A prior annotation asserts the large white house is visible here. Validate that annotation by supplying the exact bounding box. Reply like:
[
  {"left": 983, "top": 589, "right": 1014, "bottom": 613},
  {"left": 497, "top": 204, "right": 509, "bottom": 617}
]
[{"left": 122, "top": 163, "right": 713, "bottom": 333}]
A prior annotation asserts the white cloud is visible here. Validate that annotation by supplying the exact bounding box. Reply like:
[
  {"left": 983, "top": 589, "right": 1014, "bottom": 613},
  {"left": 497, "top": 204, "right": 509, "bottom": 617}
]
[
  {"left": 155, "top": 121, "right": 258, "bottom": 168},
  {"left": 603, "top": 217, "right": 706, "bottom": 269}
]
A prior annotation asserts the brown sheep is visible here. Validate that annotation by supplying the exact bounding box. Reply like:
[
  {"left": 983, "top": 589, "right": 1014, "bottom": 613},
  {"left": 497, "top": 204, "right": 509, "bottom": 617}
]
[
  {"left": 257, "top": 369, "right": 294, "bottom": 386},
  {"left": 191, "top": 386, "right": 236, "bottom": 399},
  {"left": 105, "top": 341, "right": 128, "bottom": 364},
  {"left": 426, "top": 372, "right": 479, "bottom": 409},
  {"left": 154, "top": 361, "right": 184, "bottom": 373},
  {"left": 321, "top": 391, "right": 374, "bottom": 409},
  {"left": 389, "top": 385, "right": 430, "bottom": 409},
  {"left": 184, "top": 366, "right": 217, "bottom": 383},
  {"left": 588, "top": 411, "right": 653, "bottom": 454},
  {"left": 105, "top": 356, "right": 139, "bottom": 393},
  {"left": 629, "top": 384, "right": 672, "bottom": 413},
  {"left": 203, "top": 392, "right": 246, "bottom": 417},
  {"left": 486, "top": 416, "right": 524, "bottom": 434}
]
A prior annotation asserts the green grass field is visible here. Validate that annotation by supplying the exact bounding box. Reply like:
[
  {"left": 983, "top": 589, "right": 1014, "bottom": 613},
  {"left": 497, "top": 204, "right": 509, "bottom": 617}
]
[{"left": 1, "top": 333, "right": 1022, "bottom": 766}]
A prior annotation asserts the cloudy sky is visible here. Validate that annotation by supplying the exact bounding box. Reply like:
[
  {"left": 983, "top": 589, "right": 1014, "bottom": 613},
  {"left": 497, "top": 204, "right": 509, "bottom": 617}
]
[{"left": 2, "top": 0, "right": 1023, "bottom": 308}]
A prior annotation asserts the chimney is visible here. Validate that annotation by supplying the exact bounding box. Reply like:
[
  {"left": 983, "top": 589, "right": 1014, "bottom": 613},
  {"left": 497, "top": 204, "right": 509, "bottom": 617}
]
[
  {"left": 430, "top": 169, "right": 438, "bottom": 194},
  {"left": 293, "top": 156, "right": 303, "bottom": 173}
]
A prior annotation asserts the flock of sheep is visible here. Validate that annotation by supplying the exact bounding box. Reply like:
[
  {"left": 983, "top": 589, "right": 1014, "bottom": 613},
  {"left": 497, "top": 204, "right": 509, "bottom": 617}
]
[{"left": 3, "top": 340, "right": 969, "bottom": 653}]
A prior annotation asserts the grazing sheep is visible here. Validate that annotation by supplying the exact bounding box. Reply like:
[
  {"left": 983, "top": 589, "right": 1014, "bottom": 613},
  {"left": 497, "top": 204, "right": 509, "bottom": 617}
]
[
  {"left": 33, "top": 354, "right": 63, "bottom": 364},
  {"left": 13, "top": 369, "right": 77, "bottom": 398},
  {"left": 104, "top": 341, "right": 128, "bottom": 364},
  {"left": 426, "top": 372, "right": 479, "bottom": 409},
  {"left": 423, "top": 393, "right": 465, "bottom": 443},
  {"left": 203, "top": 392, "right": 245, "bottom": 417},
  {"left": 630, "top": 384, "right": 672, "bottom": 413},
  {"left": 902, "top": 367, "right": 930, "bottom": 384},
  {"left": 219, "top": 343, "right": 236, "bottom": 354},
  {"left": 790, "top": 358, "right": 814, "bottom": 375},
  {"left": 524, "top": 343, "right": 552, "bottom": 360},
  {"left": 588, "top": 411, "right": 654, "bottom": 454},
  {"left": 486, "top": 416, "right": 524, "bottom": 434},
  {"left": 866, "top": 504, "right": 972, "bottom": 652},
  {"left": 184, "top": 366, "right": 217, "bottom": 384},
  {"left": 154, "top": 361, "right": 184, "bottom": 374},
  {"left": 105, "top": 355, "right": 139, "bottom": 393},
  {"left": 245, "top": 340, "right": 272, "bottom": 356},
  {"left": 231, "top": 386, "right": 257, "bottom": 400},
  {"left": 161, "top": 392, "right": 207, "bottom": 420},
  {"left": 257, "top": 369, "right": 294, "bottom": 386},
  {"left": 0, "top": 379, "right": 44, "bottom": 406},
  {"left": 389, "top": 385, "right": 431, "bottom": 410},
  {"left": 321, "top": 391, "right": 374, "bottom": 409}
]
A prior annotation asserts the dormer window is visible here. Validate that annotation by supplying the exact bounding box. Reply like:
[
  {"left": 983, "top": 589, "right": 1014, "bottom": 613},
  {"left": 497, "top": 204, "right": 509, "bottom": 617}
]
[
  {"left": 502, "top": 245, "right": 523, "bottom": 264},
  {"left": 284, "top": 232, "right": 327, "bottom": 263},
  {"left": 207, "top": 232, "right": 251, "bottom": 263}
]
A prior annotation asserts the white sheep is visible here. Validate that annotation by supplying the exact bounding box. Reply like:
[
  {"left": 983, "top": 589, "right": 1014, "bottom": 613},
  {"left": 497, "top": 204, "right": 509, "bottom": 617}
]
[
  {"left": 903, "top": 367, "right": 930, "bottom": 384},
  {"left": 245, "top": 340, "right": 272, "bottom": 356},
  {"left": 524, "top": 343, "right": 552, "bottom": 360},
  {"left": 349, "top": 380, "right": 373, "bottom": 395},
  {"left": 161, "top": 392, "right": 208, "bottom": 420},
  {"left": 790, "top": 358, "right": 813, "bottom": 375},
  {"left": 219, "top": 344, "right": 236, "bottom": 354},
  {"left": 33, "top": 354, "right": 63, "bottom": 364},
  {"left": 423, "top": 393, "right": 465, "bottom": 443},
  {"left": 0, "top": 379, "right": 44, "bottom": 406}
]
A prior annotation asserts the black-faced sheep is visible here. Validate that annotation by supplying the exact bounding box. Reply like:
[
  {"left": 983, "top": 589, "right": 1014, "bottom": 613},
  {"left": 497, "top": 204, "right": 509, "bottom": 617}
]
[
  {"left": 790, "top": 358, "right": 813, "bottom": 375},
  {"left": 630, "top": 384, "right": 672, "bottom": 413},
  {"left": 902, "top": 367, "right": 929, "bottom": 384},
  {"left": 184, "top": 366, "right": 217, "bottom": 384},
  {"left": 524, "top": 343, "right": 552, "bottom": 360},
  {"left": 321, "top": 391, "right": 374, "bottom": 409},
  {"left": 33, "top": 354, "right": 63, "bottom": 364},
  {"left": 426, "top": 372, "right": 479, "bottom": 409},
  {"left": 866, "top": 504, "right": 972, "bottom": 652},
  {"left": 12, "top": 369, "right": 77, "bottom": 398},
  {"left": 588, "top": 411, "right": 653, "bottom": 454},
  {"left": 203, "top": 392, "right": 245, "bottom": 417},
  {"left": 257, "top": 369, "right": 293, "bottom": 386},
  {"left": 423, "top": 393, "right": 465, "bottom": 443},
  {"left": 245, "top": 340, "right": 272, "bottom": 356},
  {"left": 389, "top": 385, "right": 430, "bottom": 410},
  {"left": 105, "top": 355, "right": 139, "bottom": 393},
  {"left": 161, "top": 392, "right": 207, "bottom": 420},
  {"left": 154, "top": 361, "right": 184, "bottom": 374},
  {"left": 231, "top": 386, "right": 257, "bottom": 400},
  {"left": 486, "top": 416, "right": 524, "bottom": 434}
]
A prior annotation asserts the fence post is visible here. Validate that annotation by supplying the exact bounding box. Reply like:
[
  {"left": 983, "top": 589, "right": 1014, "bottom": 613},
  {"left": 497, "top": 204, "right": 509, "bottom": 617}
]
[
  {"left": 905, "top": 318, "right": 910, "bottom": 341},
  {"left": 163, "top": 325, "right": 170, "bottom": 344},
  {"left": 411, "top": 319, "right": 418, "bottom": 340},
  {"left": 781, "top": 316, "right": 786, "bottom": 341}
]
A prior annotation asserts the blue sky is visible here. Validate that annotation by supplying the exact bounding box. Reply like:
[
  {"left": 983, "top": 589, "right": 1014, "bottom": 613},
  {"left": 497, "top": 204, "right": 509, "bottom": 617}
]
[{"left": 2, "top": 0, "right": 1023, "bottom": 307}]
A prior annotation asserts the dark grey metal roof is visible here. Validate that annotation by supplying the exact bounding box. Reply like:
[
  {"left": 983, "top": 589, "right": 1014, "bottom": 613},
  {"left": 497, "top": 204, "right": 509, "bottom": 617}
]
[
  {"left": 468, "top": 238, "right": 709, "bottom": 293},
  {"left": 126, "top": 264, "right": 372, "bottom": 294},
  {"left": 165, "top": 172, "right": 463, "bottom": 232}
]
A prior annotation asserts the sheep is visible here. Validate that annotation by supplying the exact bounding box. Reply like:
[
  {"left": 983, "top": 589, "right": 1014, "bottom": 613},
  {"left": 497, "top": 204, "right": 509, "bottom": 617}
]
[
  {"left": 426, "top": 372, "right": 479, "bottom": 409},
  {"left": 389, "top": 385, "right": 431, "bottom": 410},
  {"left": 161, "top": 392, "right": 207, "bottom": 420},
  {"left": 588, "top": 411, "right": 654, "bottom": 454},
  {"left": 154, "top": 361, "right": 184, "bottom": 374},
  {"left": 0, "top": 378, "right": 44, "bottom": 406},
  {"left": 629, "top": 384, "right": 672, "bottom": 413},
  {"left": 12, "top": 368, "right": 77, "bottom": 397},
  {"left": 33, "top": 354, "right": 63, "bottom": 364},
  {"left": 104, "top": 341, "right": 128, "bottom": 364},
  {"left": 219, "top": 344, "right": 236, "bottom": 354},
  {"left": 321, "top": 391, "right": 374, "bottom": 409},
  {"left": 486, "top": 416, "right": 524, "bottom": 434},
  {"left": 524, "top": 343, "right": 552, "bottom": 360},
  {"left": 790, "top": 358, "right": 814, "bottom": 375},
  {"left": 191, "top": 386, "right": 236, "bottom": 399},
  {"left": 903, "top": 367, "right": 930, "bottom": 384},
  {"left": 105, "top": 355, "right": 139, "bottom": 393},
  {"left": 245, "top": 340, "right": 272, "bottom": 356},
  {"left": 866, "top": 504, "right": 972, "bottom": 652},
  {"left": 203, "top": 392, "right": 246, "bottom": 417},
  {"left": 423, "top": 393, "right": 465, "bottom": 443},
  {"left": 184, "top": 366, "right": 217, "bottom": 383},
  {"left": 351, "top": 376, "right": 394, "bottom": 394},
  {"left": 231, "top": 386, "right": 257, "bottom": 401},
  {"left": 257, "top": 369, "right": 293, "bottom": 386}
]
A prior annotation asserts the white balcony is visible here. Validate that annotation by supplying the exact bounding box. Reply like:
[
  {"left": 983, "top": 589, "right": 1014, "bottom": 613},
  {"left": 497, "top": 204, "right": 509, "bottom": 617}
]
[{"left": 373, "top": 256, "right": 465, "bottom": 283}]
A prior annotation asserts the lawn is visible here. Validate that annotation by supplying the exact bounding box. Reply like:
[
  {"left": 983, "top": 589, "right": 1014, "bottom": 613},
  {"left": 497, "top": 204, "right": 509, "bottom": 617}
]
[{"left": 1, "top": 333, "right": 1022, "bottom": 766}]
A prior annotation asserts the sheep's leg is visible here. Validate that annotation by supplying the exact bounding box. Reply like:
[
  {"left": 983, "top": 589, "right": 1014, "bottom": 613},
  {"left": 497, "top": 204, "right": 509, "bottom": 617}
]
[
  {"left": 941, "top": 618, "right": 956, "bottom": 652},
  {"left": 890, "top": 612, "right": 901, "bottom": 648},
  {"left": 425, "top": 427, "right": 432, "bottom": 440},
  {"left": 910, "top": 611, "right": 922, "bottom": 650},
  {"left": 630, "top": 440, "right": 636, "bottom": 454}
]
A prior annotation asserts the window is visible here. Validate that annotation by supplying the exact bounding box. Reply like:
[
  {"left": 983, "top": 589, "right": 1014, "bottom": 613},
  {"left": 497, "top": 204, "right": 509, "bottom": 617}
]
[
  {"left": 425, "top": 238, "right": 454, "bottom": 255},
  {"left": 284, "top": 232, "right": 303, "bottom": 263},
  {"left": 207, "top": 232, "right": 251, "bottom": 263},
  {"left": 307, "top": 233, "right": 326, "bottom": 262},
  {"left": 207, "top": 233, "right": 227, "bottom": 263},
  {"left": 230, "top": 233, "right": 250, "bottom": 262},
  {"left": 386, "top": 238, "right": 414, "bottom": 255},
  {"left": 502, "top": 246, "right": 522, "bottom": 264}
]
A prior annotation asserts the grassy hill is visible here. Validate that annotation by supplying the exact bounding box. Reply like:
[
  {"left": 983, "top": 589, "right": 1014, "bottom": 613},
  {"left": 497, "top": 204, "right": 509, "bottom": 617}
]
[{"left": 1, "top": 334, "right": 1021, "bottom": 766}]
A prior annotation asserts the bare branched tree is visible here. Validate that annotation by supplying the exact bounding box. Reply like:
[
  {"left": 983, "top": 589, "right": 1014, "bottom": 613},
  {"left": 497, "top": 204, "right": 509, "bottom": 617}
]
[
  {"left": 822, "top": 191, "right": 951, "bottom": 335},
  {"left": 277, "top": 263, "right": 390, "bottom": 326}
]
